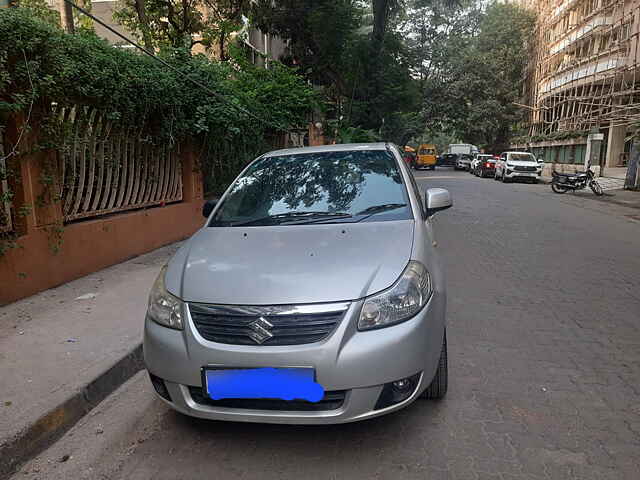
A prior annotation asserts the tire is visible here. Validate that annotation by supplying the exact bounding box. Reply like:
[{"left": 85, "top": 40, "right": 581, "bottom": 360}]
[
  {"left": 551, "top": 182, "right": 569, "bottom": 194},
  {"left": 590, "top": 180, "right": 604, "bottom": 196},
  {"left": 421, "top": 330, "right": 448, "bottom": 400}
]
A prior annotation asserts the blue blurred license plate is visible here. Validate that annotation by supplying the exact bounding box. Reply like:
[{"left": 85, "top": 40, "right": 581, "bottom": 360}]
[{"left": 204, "top": 367, "right": 324, "bottom": 402}]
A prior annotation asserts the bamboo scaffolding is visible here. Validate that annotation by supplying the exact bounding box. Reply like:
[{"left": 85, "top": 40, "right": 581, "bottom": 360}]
[{"left": 523, "top": 0, "right": 640, "bottom": 136}]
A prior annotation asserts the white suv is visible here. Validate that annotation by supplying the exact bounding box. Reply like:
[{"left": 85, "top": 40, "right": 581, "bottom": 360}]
[{"left": 495, "top": 152, "right": 543, "bottom": 183}]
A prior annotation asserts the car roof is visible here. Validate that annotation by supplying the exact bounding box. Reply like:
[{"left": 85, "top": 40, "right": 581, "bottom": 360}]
[
  {"left": 504, "top": 151, "right": 533, "bottom": 155},
  {"left": 264, "top": 143, "right": 389, "bottom": 157}
]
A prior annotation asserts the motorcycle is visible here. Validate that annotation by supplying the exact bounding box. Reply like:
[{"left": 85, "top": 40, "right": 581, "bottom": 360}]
[{"left": 551, "top": 167, "right": 604, "bottom": 196}]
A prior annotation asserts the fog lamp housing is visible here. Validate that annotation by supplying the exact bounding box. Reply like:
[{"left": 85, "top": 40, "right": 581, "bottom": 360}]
[
  {"left": 148, "top": 371, "right": 172, "bottom": 402},
  {"left": 374, "top": 373, "right": 421, "bottom": 410}
]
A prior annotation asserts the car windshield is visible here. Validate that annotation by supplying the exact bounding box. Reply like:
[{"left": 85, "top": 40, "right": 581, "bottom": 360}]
[
  {"left": 209, "top": 149, "right": 412, "bottom": 227},
  {"left": 509, "top": 153, "right": 535, "bottom": 162}
]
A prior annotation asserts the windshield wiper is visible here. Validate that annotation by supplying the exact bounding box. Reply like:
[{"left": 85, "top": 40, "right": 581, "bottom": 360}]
[
  {"left": 356, "top": 203, "right": 407, "bottom": 216},
  {"left": 232, "top": 211, "right": 352, "bottom": 227}
]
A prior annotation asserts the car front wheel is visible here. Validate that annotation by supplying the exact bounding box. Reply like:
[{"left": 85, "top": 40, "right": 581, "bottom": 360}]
[{"left": 421, "top": 330, "right": 448, "bottom": 400}]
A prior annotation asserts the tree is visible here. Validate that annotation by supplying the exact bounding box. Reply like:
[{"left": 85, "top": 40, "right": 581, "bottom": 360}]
[
  {"left": 418, "top": 1, "right": 535, "bottom": 151},
  {"left": 113, "top": 0, "right": 250, "bottom": 53},
  {"left": 132, "top": 0, "right": 153, "bottom": 50},
  {"left": 202, "top": 0, "right": 250, "bottom": 60},
  {"left": 16, "top": 0, "right": 61, "bottom": 27},
  {"left": 250, "top": 0, "right": 362, "bottom": 93},
  {"left": 58, "top": 0, "right": 74, "bottom": 33},
  {"left": 458, "top": 3, "right": 535, "bottom": 150}
]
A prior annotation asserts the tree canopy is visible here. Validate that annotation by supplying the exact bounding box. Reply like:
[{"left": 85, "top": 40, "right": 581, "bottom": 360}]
[{"left": 10, "top": 0, "right": 537, "bottom": 151}]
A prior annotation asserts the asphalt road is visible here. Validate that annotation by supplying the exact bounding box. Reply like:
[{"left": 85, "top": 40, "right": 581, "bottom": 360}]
[{"left": 14, "top": 169, "right": 640, "bottom": 480}]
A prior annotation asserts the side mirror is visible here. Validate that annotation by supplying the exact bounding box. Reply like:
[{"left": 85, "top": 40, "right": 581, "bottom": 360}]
[
  {"left": 537, "top": 158, "right": 545, "bottom": 163},
  {"left": 202, "top": 199, "right": 218, "bottom": 218},
  {"left": 425, "top": 188, "right": 452, "bottom": 217}
]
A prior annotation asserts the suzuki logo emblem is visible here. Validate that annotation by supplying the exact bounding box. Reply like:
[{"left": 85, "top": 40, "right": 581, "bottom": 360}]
[{"left": 247, "top": 316, "right": 274, "bottom": 344}]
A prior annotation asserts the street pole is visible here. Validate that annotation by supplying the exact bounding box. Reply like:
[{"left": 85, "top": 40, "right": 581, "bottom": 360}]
[{"left": 59, "top": 0, "right": 74, "bottom": 34}]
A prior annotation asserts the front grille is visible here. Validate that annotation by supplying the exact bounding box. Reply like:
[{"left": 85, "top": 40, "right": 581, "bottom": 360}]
[
  {"left": 514, "top": 165, "right": 537, "bottom": 172},
  {"left": 188, "top": 303, "right": 348, "bottom": 346},
  {"left": 188, "top": 386, "right": 347, "bottom": 411}
]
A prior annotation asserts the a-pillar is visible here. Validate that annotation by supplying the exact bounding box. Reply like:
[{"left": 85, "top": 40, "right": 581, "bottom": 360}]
[{"left": 606, "top": 124, "right": 626, "bottom": 168}]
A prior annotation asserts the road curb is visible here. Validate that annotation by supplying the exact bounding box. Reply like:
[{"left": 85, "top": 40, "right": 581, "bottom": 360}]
[{"left": 0, "top": 344, "right": 144, "bottom": 479}]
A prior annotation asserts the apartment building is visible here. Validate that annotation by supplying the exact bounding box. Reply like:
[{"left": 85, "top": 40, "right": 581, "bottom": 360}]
[{"left": 518, "top": 0, "right": 640, "bottom": 171}]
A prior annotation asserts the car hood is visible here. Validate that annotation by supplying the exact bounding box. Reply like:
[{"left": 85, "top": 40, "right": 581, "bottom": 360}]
[{"left": 165, "top": 221, "right": 415, "bottom": 305}]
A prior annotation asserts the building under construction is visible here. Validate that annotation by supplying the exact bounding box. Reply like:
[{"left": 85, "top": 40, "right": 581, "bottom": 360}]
[{"left": 519, "top": 0, "right": 640, "bottom": 172}]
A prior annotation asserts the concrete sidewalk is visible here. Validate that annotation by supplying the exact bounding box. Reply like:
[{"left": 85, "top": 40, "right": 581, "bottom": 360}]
[{"left": 0, "top": 243, "right": 181, "bottom": 478}]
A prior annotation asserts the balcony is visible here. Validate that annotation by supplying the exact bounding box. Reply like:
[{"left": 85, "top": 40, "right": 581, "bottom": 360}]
[
  {"left": 549, "top": 15, "right": 612, "bottom": 56},
  {"left": 540, "top": 55, "right": 625, "bottom": 94}
]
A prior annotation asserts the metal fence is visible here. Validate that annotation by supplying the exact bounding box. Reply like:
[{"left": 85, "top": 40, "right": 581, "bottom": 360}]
[{"left": 57, "top": 106, "right": 183, "bottom": 223}]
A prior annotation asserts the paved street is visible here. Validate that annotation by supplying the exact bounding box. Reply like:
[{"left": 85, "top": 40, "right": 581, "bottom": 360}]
[{"left": 14, "top": 169, "right": 640, "bottom": 480}]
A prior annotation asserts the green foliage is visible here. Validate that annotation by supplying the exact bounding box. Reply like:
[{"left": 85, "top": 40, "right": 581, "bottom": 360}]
[
  {"left": 251, "top": 0, "right": 363, "bottom": 92},
  {"left": 325, "top": 121, "right": 381, "bottom": 144},
  {"left": 16, "top": 0, "right": 60, "bottom": 27},
  {"left": 0, "top": 7, "right": 315, "bottom": 139},
  {"left": 411, "top": 129, "right": 458, "bottom": 156},
  {"left": 0, "top": 5, "right": 317, "bottom": 238},
  {"left": 251, "top": 0, "right": 422, "bottom": 145},
  {"left": 113, "top": 0, "right": 249, "bottom": 53},
  {"left": 419, "top": 1, "right": 535, "bottom": 151}
]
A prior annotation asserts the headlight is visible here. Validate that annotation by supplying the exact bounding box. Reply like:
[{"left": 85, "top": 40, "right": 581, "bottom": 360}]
[
  {"left": 358, "top": 261, "right": 433, "bottom": 331},
  {"left": 147, "top": 266, "right": 184, "bottom": 330}
]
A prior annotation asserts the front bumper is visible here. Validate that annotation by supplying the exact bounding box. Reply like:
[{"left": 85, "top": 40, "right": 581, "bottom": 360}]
[
  {"left": 144, "top": 294, "right": 446, "bottom": 424},
  {"left": 505, "top": 169, "right": 542, "bottom": 178}
]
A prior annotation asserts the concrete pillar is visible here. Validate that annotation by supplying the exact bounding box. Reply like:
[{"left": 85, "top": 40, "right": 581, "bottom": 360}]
[
  {"left": 606, "top": 124, "right": 626, "bottom": 168},
  {"left": 585, "top": 130, "right": 604, "bottom": 170}
]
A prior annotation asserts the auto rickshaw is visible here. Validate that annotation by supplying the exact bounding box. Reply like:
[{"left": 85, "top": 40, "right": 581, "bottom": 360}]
[{"left": 415, "top": 144, "right": 438, "bottom": 170}]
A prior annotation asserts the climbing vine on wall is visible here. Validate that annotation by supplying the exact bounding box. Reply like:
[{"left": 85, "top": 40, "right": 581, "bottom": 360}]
[{"left": 0, "top": 7, "right": 317, "bottom": 254}]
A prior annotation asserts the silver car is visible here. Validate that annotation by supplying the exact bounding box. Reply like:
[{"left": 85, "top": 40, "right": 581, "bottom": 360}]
[{"left": 144, "top": 143, "right": 452, "bottom": 424}]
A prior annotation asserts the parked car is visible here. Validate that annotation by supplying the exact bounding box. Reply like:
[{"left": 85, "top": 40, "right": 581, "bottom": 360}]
[
  {"left": 471, "top": 154, "right": 497, "bottom": 177},
  {"left": 455, "top": 154, "right": 474, "bottom": 171},
  {"left": 439, "top": 153, "right": 458, "bottom": 167},
  {"left": 144, "top": 143, "right": 452, "bottom": 424},
  {"left": 495, "top": 151, "right": 543, "bottom": 183},
  {"left": 415, "top": 144, "right": 438, "bottom": 170}
]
